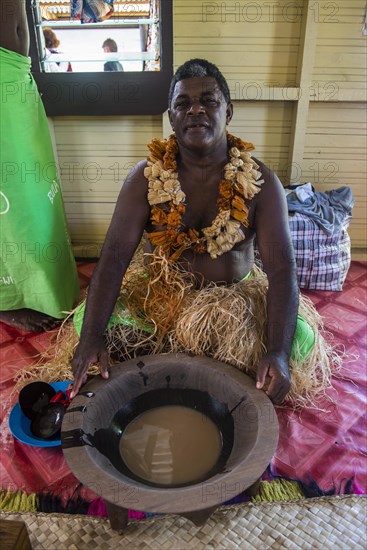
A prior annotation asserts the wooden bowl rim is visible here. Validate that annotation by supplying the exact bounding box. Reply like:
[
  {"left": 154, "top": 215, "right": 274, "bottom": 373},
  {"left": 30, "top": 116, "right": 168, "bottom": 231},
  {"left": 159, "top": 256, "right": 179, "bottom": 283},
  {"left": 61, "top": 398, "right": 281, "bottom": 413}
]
[{"left": 62, "top": 353, "right": 279, "bottom": 513}]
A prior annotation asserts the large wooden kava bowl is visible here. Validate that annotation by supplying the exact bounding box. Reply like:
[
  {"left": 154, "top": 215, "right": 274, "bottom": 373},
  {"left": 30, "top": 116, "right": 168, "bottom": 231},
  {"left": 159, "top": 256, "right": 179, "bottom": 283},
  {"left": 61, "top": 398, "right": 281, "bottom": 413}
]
[{"left": 61, "top": 353, "right": 278, "bottom": 529}]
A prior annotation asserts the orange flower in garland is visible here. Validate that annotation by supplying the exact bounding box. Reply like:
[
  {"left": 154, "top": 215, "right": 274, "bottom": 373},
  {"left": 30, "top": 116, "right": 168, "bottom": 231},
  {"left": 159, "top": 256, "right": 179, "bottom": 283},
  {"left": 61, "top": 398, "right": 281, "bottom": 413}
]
[
  {"left": 163, "top": 139, "right": 179, "bottom": 170},
  {"left": 167, "top": 211, "right": 182, "bottom": 226},
  {"left": 194, "top": 242, "right": 207, "bottom": 254},
  {"left": 232, "top": 194, "right": 247, "bottom": 212},
  {"left": 219, "top": 180, "right": 233, "bottom": 201},
  {"left": 144, "top": 133, "right": 264, "bottom": 260},
  {"left": 148, "top": 230, "right": 168, "bottom": 246},
  {"left": 151, "top": 206, "right": 168, "bottom": 226},
  {"left": 148, "top": 138, "right": 167, "bottom": 160},
  {"left": 217, "top": 197, "right": 230, "bottom": 210},
  {"left": 188, "top": 228, "right": 200, "bottom": 242},
  {"left": 231, "top": 207, "right": 249, "bottom": 224},
  {"left": 227, "top": 133, "right": 255, "bottom": 151},
  {"left": 176, "top": 232, "right": 188, "bottom": 246}
]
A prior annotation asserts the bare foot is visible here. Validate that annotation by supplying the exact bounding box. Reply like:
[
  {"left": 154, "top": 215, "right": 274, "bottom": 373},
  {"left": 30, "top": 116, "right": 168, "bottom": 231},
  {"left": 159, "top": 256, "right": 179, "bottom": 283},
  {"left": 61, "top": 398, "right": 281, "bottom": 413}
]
[{"left": 0, "top": 309, "right": 61, "bottom": 332}]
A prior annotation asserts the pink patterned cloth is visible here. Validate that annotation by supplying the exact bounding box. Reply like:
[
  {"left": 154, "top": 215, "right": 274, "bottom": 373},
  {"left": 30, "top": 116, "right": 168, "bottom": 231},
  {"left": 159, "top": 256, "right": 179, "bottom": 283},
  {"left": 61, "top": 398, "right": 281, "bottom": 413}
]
[{"left": 0, "top": 261, "right": 365, "bottom": 516}]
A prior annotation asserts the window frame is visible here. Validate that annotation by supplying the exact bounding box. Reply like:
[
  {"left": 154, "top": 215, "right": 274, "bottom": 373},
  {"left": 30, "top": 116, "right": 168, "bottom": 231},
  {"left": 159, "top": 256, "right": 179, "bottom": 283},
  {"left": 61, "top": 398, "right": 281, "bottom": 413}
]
[{"left": 26, "top": 0, "right": 173, "bottom": 116}]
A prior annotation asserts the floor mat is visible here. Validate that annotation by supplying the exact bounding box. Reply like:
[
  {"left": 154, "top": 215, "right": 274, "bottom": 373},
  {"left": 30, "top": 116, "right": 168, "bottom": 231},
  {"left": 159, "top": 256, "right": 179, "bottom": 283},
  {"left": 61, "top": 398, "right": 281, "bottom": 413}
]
[
  {"left": 0, "top": 261, "right": 366, "bottom": 510},
  {"left": 1, "top": 496, "right": 366, "bottom": 550}
]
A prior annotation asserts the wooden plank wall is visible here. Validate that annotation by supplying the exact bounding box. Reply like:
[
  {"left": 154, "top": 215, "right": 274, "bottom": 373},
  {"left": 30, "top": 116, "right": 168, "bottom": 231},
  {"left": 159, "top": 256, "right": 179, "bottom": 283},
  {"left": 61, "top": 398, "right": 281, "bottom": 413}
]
[
  {"left": 53, "top": 116, "right": 162, "bottom": 254},
  {"left": 313, "top": 0, "right": 366, "bottom": 96},
  {"left": 307, "top": 0, "right": 367, "bottom": 249},
  {"left": 52, "top": 0, "right": 366, "bottom": 254},
  {"left": 304, "top": 103, "right": 366, "bottom": 247},
  {"left": 227, "top": 101, "right": 294, "bottom": 183}
]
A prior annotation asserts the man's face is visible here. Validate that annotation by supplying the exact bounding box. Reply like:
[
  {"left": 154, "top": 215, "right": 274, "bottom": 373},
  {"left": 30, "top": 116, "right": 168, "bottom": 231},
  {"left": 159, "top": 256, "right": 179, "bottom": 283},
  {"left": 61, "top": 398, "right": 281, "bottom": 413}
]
[{"left": 168, "top": 77, "right": 233, "bottom": 154}]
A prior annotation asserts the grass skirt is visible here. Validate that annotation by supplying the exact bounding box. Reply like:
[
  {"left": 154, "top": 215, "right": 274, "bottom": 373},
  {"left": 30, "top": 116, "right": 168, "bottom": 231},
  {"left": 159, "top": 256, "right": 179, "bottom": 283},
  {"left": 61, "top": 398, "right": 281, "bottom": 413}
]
[{"left": 14, "top": 252, "right": 342, "bottom": 409}]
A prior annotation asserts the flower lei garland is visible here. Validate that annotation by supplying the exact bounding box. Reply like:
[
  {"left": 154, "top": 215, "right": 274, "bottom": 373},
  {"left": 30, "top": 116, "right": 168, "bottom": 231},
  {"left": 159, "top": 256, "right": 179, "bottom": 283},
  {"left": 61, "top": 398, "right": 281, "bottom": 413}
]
[{"left": 144, "top": 133, "right": 264, "bottom": 260}]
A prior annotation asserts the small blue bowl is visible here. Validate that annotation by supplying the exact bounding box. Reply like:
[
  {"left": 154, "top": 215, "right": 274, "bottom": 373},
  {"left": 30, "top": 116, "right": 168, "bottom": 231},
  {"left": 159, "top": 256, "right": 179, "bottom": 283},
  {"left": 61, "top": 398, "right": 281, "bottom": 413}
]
[{"left": 9, "top": 381, "right": 71, "bottom": 447}]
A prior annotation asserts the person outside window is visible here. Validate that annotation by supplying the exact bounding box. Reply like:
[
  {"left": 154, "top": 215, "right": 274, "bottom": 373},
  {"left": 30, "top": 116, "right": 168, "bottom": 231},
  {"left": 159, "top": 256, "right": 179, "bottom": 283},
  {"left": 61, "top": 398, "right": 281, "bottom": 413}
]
[
  {"left": 102, "top": 38, "right": 124, "bottom": 72},
  {"left": 43, "top": 27, "right": 72, "bottom": 73}
]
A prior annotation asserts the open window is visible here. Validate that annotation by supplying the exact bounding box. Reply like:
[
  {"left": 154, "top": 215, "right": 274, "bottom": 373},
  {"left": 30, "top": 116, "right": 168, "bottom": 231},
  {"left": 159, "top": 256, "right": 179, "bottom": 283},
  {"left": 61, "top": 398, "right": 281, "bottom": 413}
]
[{"left": 27, "top": 0, "right": 173, "bottom": 116}]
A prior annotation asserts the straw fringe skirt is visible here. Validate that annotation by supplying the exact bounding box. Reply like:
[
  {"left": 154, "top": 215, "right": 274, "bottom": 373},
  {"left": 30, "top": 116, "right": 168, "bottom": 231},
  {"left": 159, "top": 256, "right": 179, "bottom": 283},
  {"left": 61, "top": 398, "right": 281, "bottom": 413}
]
[
  {"left": 15, "top": 260, "right": 342, "bottom": 409},
  {"left": 107, "top": 261, "right": 341, "bottom": 409}
]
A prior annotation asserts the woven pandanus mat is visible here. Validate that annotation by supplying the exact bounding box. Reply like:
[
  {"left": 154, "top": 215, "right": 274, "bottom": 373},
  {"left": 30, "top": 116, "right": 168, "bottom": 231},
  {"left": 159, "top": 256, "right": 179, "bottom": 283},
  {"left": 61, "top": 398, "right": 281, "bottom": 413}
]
[{"left": 0, "top": 496, "right": 365, "bottom": 550}]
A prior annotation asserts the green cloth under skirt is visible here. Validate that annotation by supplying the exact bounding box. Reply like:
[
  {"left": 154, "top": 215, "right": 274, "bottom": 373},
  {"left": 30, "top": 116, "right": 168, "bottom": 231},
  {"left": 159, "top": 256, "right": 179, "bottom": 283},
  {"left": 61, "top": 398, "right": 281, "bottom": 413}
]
[{"left": 0, "top": 47, "right": 79, "bottom": 317}]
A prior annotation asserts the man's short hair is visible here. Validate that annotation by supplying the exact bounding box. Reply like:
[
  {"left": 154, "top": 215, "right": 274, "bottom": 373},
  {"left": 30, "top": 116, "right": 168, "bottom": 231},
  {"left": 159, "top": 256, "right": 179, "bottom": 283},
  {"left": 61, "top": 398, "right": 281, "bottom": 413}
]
[
  {"left": 168, "top": 59, "right": 231, "bottom": 106},
  {"left": 102, "top": 38, "right": 118, "bottom": 52}
]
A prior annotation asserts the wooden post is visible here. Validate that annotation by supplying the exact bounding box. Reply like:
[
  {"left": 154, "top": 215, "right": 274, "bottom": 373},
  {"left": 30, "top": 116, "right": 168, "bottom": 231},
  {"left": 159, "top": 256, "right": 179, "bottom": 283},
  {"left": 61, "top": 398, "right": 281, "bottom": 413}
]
[{"left": 287, "top": 0, "right": 318, "bottom": 184}]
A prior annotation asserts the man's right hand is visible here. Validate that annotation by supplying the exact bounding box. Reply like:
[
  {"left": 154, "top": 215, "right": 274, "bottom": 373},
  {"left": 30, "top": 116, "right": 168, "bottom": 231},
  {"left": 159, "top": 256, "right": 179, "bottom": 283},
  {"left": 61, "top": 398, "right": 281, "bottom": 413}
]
[{"left": 70, "top": 339, "right": 110, "bottom": 398}]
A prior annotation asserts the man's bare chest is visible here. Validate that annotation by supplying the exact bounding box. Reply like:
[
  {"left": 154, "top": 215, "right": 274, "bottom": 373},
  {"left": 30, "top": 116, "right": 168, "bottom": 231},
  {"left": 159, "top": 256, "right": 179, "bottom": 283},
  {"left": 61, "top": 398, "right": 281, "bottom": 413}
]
[
  {"left": 180, "top": 184, "right": 256, "bottom": 232},
  {"left": 182, "top": 197, "right": 219, "bottom": 230},
  {"left": 179, "top": 172, "right": 222, "bottom": 230}
]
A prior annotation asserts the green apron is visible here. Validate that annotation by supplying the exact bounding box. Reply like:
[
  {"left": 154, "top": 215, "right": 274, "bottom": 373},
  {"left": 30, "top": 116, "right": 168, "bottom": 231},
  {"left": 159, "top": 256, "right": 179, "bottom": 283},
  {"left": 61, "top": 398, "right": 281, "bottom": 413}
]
[{"left": 0, "top": 48, "right": 79, "bottom": 317}]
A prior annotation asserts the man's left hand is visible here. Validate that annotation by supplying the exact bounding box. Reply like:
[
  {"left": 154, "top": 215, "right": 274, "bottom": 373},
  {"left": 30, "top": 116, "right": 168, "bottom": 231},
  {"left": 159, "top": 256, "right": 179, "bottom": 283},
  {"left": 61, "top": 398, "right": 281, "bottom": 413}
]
[{"left": 256, "top": 351, "right": 291, "bottom": 404}]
